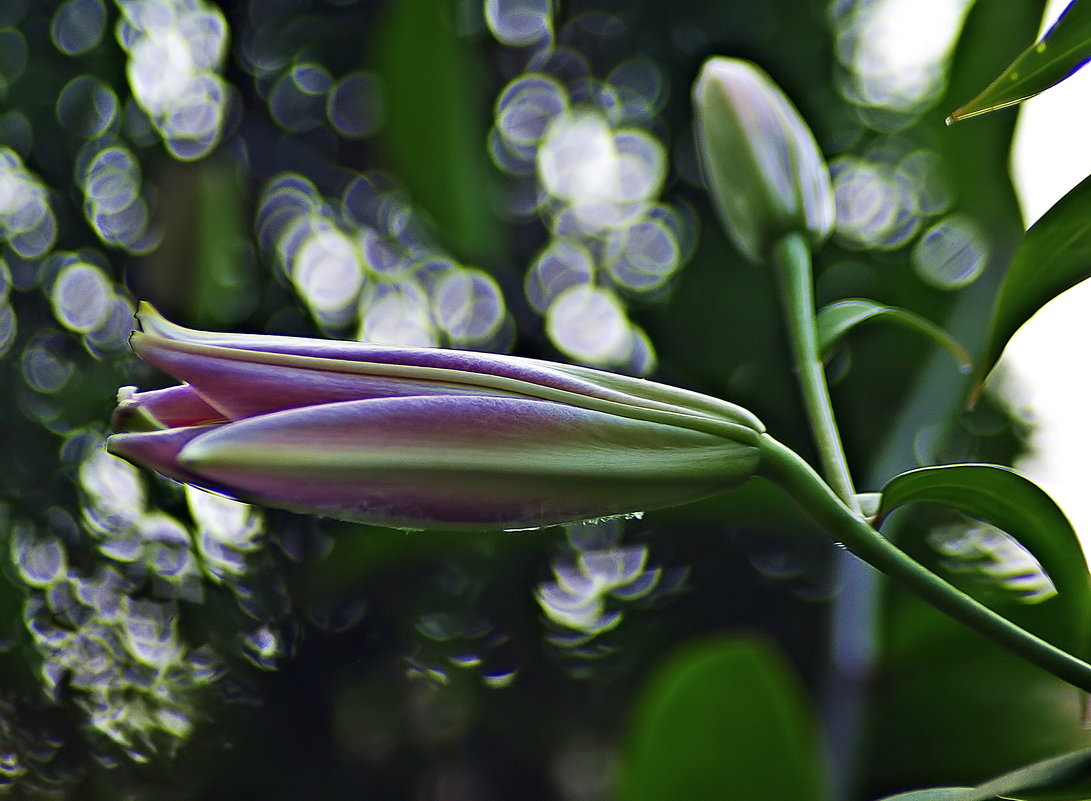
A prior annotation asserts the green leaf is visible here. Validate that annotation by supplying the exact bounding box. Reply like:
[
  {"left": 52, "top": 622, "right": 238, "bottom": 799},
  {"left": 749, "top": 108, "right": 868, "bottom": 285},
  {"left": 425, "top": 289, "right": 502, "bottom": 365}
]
[
  {"left": 194, "top": 158, "right": 253, "bottom": 327},
  {"left": 970, "top": 174, "right": 1091, "bottom": 402},
  {"left": 871, "top": 791, "right": 974, "bottom": 801},
  {"left": 816, "top": 299, "right": 970, "bottom": 371},
  {"left": 373, "top": 0, "right": 499, "bottom": 262},
  {"left": 876, "top": 464, "right": 1091, "bottom": 655},
  {"left": 965, "top": 748, "right": 1091, "bottom": 801},
  {"left": 869, "top": 749, "right": 1091, "bottom": 801},
  {"left": 948, "top": 0, "right": 1091, "bottom": 123},
  {"left": 620, "top": 635, "right": 827, "bottom": 801}
]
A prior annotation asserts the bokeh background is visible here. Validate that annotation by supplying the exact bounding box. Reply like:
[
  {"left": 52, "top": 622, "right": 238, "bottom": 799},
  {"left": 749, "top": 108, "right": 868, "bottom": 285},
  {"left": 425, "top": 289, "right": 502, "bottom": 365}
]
[{"left": 0, "top": 0, "right": 1086, "bottom": 799}]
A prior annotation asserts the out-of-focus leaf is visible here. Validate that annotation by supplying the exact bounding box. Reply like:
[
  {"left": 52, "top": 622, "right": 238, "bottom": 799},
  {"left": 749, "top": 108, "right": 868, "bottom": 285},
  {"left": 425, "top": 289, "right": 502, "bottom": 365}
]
[
  {"left": 620, "top": 635, "right": 827, "bottom": 801},
  {"left": 816, "top": 299, "right": 970, "bottom": 371},
  {"left": 373, "top": 0, "right": 498, "bottom": 261},
  {"left": 195, "top": 158, "right": 253, "bottom": 327},
  {"left": 871, "top": 790, "right": 973, "bottom": 801},
  {"left": 897, "top": 748, "right": 1091, "bottom": 801},
  {"left": 970, "top": 174, "right": 1091, "bottom": 403},
  {"left": 948, "top": 0, "right": 1091, "bottom": 122},
  {"left": 876, "top": 464, "right": 1090, "bottom": 653},
  {"left": 967, "top": 747, "right": 1091, "bottom": 800}
]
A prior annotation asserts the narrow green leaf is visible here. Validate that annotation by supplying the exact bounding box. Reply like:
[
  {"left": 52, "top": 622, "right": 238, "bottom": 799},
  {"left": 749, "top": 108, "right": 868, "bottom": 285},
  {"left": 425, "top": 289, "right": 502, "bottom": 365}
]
[
  {"left": 620, "top": 636, "right": 827, "bottom": 801},
  {"left": 948, "top": 0, "right": 1091, "bottom": 123},
  {"left": 373, "top": 0, "right": 499, "bottom": 262},
  {"left": 876, "top": 464, "right": 1091, "bottom": 655},
  {"left": 964, "top": 747, "right": 1091, "bottom": 801},
  {"left": 195, "top": 158, "right": 253, "bottom": 327},
  {"left": 872, "top": 750, "right": 1091, "bottom": 801},
  {"left": 816, "top": 299, "right": 971, "bottom": 371},
  {"left": 970, "top": 174, "right": 1091, "bottom": 403},
  {"left": 871, "top": 790, "right": 974, "bottom": 801}
]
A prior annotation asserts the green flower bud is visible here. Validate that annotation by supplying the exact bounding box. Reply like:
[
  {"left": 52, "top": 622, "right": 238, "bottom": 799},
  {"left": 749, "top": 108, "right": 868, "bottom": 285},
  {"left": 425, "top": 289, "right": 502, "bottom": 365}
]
[{"left": 693, "top": 57, "right": 834, "bottom": 262}]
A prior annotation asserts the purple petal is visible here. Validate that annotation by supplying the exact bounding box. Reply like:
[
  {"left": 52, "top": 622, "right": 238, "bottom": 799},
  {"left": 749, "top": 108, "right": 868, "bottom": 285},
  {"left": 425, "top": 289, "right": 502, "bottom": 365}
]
[
  {"left": 132, "top": 332, "right": 520, "bottom": 421},
  {"left": 116, "top": 385, "right": 224, "bottom": 428},
  {"left": 133, "top": 304, "right": 764, "bottom": 433},
  {"left": 106, "top": 426, "right": 220, "bottom": 487},
  {"left": 174, "top": 395, "right": 759, "bottom": 530}
]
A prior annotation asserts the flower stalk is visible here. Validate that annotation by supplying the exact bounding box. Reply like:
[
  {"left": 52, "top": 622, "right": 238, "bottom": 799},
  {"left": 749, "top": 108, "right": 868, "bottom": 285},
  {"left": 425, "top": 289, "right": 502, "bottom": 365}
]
[
  {"left": 108, "top": 305, "right": 764, "bottom": 532},
  {"left": 757, "top": 435, "right": 1091, "bottom": 694}
]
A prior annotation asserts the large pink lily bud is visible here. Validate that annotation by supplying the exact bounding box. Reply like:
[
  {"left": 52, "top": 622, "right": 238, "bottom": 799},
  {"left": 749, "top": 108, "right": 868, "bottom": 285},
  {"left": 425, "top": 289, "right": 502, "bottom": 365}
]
[
  {"left": 108, "top": 305, "right": 764, "bottom": 531},
  {"left": 693, "top": 58, "right": 834, "bottom": 262}
]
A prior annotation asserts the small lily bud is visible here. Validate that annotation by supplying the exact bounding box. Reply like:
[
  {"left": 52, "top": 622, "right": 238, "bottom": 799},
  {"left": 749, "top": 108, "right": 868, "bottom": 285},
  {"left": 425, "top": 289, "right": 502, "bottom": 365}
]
[
  {"left": 108, "top": 305, "right": 765, "bottom": 531},
  {"left": 693, "top": 57, "right": 834, "bottom": 262}
]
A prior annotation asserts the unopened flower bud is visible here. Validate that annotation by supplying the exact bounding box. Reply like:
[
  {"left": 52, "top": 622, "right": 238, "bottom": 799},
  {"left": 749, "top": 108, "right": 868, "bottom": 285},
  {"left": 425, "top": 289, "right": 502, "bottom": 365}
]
[
  {"left": 108, "top": 305, "right": 765, "bottom": 531},
  {"left": 693, "top": 57, "right": 834, "bottom": 262}
]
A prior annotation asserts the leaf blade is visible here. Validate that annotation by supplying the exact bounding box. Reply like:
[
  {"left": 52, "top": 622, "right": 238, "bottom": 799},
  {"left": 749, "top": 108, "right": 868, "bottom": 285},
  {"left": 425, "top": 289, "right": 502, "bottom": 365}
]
[
  {"left": 816, "top": 298, "right": 970, "bottom": 371},
  {"left": 948, "top": 0, "right": 1091, "bottom": 123},
  {"left": 620, "top": 636, "right": 827, "bottom": 801},
  {"left": 877, "top": 464, "right": 1091, "bottom": 655},
  {"left": 970, "top": 174, "right": 1091, "bottom": 401}
]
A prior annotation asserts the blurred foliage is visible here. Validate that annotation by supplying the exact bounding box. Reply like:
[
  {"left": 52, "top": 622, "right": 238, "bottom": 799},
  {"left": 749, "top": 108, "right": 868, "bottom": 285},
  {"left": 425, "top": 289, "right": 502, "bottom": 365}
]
[{"left": 0, "top": 0, "right": 1088, "bottom": 799}]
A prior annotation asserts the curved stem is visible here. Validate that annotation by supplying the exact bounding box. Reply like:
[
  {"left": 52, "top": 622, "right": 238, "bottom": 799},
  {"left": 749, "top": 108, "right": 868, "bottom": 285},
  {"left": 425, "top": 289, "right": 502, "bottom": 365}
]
[
  {"left": 759, "top": 434, "right": 1091, "bottom": 694},
  {"left": 770, "top": 234, "right": 859, "bottom": 513}
]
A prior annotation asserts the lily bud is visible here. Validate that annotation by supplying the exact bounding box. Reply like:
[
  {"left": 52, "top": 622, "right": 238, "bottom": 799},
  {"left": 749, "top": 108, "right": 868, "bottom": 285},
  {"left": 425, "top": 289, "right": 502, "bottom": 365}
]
[
  {"left": 693, "top": 57, "right": 834, "bottom": 262},
  {"left": 108, "top": 304, "right": 764, "bottom": 531}
]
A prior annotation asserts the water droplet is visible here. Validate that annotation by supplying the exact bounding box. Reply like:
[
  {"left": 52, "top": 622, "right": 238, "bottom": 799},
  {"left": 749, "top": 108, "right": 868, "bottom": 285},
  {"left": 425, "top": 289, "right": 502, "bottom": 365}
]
[
  {"left": 546, "top": 285, "right": 630, "bottom": 365},
  {"left": 121, "top": 599, "right": 182, "bottom": 668},
  {"left": 242, "top": 625, "right": 284, "bottom": 670},
  {"left": 21, "top": 337, "right": 74, "bottom": 393},
  {"left": 0, "top": 30, "right": 27, "bottom": 85},
  {"left": 358, "top": 281, "right": 436, "bottom": 347},
  {"left": 51, "top": 0, "right": 107, "bottom": 55},
  {"left": 495, "top": 74, "right": 568, "bottom": 147},
  {"left": 0, "top": 110, "right": 33, "bottom": 155},
  {"left": 432, "top": 268, "right": 504, "bottom": 344},
  {"left": 80, "top": 449, "right": 146, "bottom": 534},
  {"left": 57, "top": 75, "right": 119, "bottom": 139},
  {"left": 291, "top": 224, "right": 364, "bottom": 325},
  {"left": 269, "top": 62, "right": 332, "bottom": 132},
  {"left": 912, "top": 215, "right": 987, "bottom": 290},
  {"left": 0, "top": 301, "right": 16, "bottom": 358},
  {"left": 607, "top": 58, "right": 665, "bottom": 120},
  {"left": 604, "top": 218, "right": 679, "bottom": 291},
  {"left": 186, "top": 485, "right": 262, "bottom": 550},
  {"left": 485, "top": 0, "right": 553, "bottom": 47},
  {"left": 50, "top": 260, "right": 112, "bottom": 333},
  {"left": 13, "top": 528, "right": 67, "bottom": 588},
  {"left": 327, "top": 70, "right": 385, "bottom": 138},
  {"left": 525, "top": 238, "right": 594, "bottom": 313}
]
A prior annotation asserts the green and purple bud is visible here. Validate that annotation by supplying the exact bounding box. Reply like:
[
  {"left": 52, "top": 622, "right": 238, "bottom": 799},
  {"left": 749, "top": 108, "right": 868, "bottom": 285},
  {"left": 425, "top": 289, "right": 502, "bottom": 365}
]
[
  {"left": 693, "top": 57, "right": 834, "bottom": 262},
  {"left": 107, "top": 305, "right": 764, "bottom": 531}
]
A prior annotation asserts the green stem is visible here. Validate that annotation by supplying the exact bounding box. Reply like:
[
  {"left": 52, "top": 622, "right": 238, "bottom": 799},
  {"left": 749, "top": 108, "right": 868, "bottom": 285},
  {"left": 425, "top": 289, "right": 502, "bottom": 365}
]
[
  {"left": 759, "top": 434, "right": 1091, "bottom": 694},
  {"left": 770, "top": 233, "right": 859, "bottom": 512}
]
